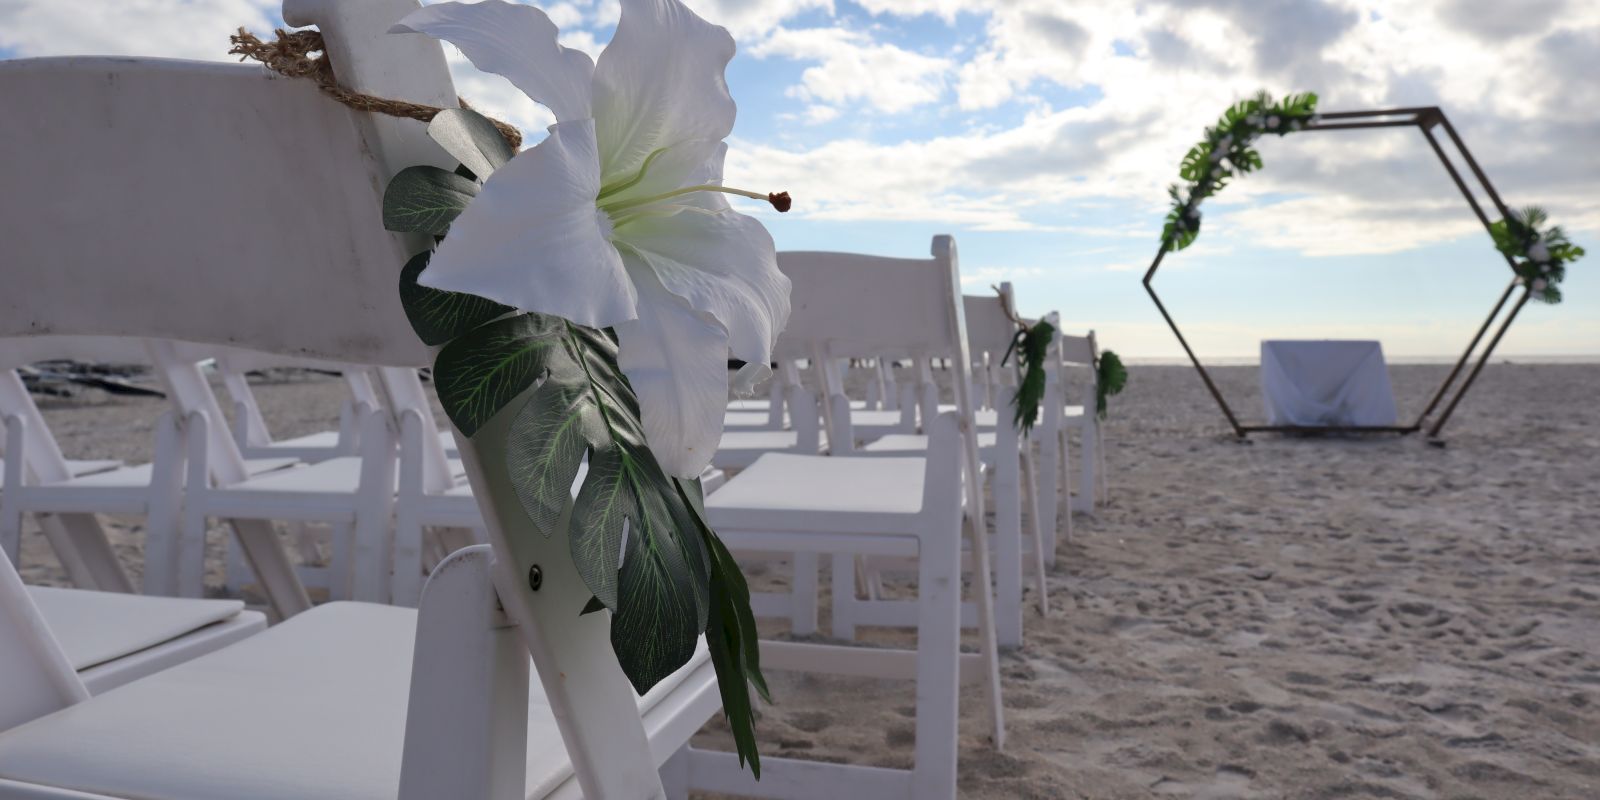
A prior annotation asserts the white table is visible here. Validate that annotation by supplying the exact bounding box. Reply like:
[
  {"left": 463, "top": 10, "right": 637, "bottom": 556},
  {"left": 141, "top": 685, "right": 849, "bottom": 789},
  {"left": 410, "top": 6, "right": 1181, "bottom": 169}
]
[{"left": 1260, "top": 340, "right": 1398, "bottom": 428}]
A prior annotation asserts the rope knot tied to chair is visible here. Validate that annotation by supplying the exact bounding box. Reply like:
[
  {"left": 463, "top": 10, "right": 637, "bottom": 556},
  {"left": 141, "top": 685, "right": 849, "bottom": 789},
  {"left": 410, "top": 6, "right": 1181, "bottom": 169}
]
[{"left": 229, "top": 27, "right": 523, "bottom": 152}]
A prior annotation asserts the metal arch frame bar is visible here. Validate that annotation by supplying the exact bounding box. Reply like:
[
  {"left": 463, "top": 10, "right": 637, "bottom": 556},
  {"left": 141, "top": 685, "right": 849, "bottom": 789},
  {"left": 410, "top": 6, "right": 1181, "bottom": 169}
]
[{"left": 1142, "top": 106, "right": 1532, "bottom": 440}]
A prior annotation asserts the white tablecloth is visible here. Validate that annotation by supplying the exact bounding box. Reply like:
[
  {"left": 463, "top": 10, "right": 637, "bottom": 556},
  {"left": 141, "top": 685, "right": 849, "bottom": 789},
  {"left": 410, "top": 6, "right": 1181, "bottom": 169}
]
[{"left": 1260, "top": 340, "right": 1398, "bottom": 427}]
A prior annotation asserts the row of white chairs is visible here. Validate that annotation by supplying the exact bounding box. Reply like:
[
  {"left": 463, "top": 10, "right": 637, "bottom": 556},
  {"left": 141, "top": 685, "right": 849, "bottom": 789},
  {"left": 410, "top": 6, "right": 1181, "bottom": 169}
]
[{"left": 0, "top": 3, "right": 1110, "bottom": 797}]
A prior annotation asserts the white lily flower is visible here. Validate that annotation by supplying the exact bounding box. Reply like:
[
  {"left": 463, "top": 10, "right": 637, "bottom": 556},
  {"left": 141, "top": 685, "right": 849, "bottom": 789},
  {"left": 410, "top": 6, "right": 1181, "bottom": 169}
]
[
  {"left": 392, "top": 0, "right": 792, "bottom": 478},
  {"left": 1532, "top": 278, "right": 1549, "bottom": 292},
  {"left": 1528, "top": 241, "right": 1551, "bottom": 262}
]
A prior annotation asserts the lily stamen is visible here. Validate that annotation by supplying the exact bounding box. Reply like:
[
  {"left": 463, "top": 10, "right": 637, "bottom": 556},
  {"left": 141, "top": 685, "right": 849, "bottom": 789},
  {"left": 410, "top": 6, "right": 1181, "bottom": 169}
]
[{"left": 602, "top": 183, "right": 792, "bottom": 214}]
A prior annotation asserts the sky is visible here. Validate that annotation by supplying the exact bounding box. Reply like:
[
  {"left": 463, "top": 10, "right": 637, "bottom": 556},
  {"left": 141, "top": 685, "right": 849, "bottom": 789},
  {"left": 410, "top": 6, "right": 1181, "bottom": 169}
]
[{"left": 3, "top": 0, "right": 1597, "bottom": 360}]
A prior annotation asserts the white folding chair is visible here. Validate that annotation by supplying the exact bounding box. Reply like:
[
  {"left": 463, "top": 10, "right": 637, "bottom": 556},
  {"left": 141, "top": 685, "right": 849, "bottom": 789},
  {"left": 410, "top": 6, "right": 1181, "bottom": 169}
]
[
  {"left": 853, "top": 283, "right": 1049, "bottom": 647},
  {"left": 1044, "top": 327, "right": 1107, "bottom": 528},
  {"left": 0, "top": 3, "right": 732, "bottom": 796},
  {"left": 0, "top": 337, "right": 305, "bottom": 595},
  {"left": 696, "top": 237, "right": 1006, "bottom": 798},
  {"left": 211, "top": 348, "right": 379, "bottom": 463}
]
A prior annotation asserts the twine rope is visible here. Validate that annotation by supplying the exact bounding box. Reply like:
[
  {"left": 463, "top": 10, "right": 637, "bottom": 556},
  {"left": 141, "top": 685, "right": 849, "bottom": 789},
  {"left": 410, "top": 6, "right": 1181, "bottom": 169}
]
[{"left": 229, "top": 28, "right": 522, "bottom": 151}]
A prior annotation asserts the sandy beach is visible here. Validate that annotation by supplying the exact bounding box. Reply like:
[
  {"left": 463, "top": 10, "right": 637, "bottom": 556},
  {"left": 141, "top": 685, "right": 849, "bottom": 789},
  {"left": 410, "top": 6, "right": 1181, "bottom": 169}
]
[{"left": 16, "top": 362, "right": 1600, "bottom": 799}]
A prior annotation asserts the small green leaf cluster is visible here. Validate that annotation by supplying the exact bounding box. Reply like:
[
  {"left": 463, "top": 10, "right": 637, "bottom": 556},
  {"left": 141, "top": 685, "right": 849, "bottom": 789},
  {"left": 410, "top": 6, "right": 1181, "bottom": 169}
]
[
  {"left": 1095, "top": 350, "right": 1127, "bottom": 419},
  {"left": 1007, "top": 319, "right": 1055, "bottom": 433},
  {"left": 382, "top": 109, "right": 768, "bottom": 775},
  {"left": 1162, "top": 91, "right": 1320, "bottom": 253},
  {"left": 1489, "top": 205, "right": 1584, "bottom": 305}
]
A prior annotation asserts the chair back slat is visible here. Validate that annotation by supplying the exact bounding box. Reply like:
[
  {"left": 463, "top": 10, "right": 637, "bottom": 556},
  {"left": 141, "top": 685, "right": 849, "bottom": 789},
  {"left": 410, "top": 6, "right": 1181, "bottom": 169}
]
[
  {"left": 962, "top": 284, "right": 1020, "bottom": 362},
  {"left": 0, "top": 57, "right": 426, "bottom": 367},
  {"left": 776, "top": 236, "right": 968, "bottom": 362}
]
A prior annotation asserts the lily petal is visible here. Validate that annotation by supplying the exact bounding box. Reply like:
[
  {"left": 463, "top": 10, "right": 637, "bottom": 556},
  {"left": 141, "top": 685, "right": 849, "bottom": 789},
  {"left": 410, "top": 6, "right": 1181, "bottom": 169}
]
[
  {"left": 614, "top": 255, "right": 730, "bottom": 478},
  {"left": 392, "top": 0, "right": 594, "bottom": 123},
  {"left": 592, "top": 0, "right": 737, "bottom": 185},
  {"left": 616, "top": 204, "right": 789, "bottom": 372},
  {"left": 599, "top": 138, "right": 726, "bottom": 207},
  {"left": 420, "top": 119, "right": 637, "bottom": 328}
]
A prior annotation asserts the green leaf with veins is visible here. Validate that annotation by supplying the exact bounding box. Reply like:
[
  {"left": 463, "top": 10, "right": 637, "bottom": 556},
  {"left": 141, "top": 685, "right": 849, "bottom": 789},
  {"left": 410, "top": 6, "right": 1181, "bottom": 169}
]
[
  {"left": 570, "top": 439, "right": 709, "bottom": 691},
  {"left": 434, "top": 314, "right": 564, "bottom": 436},
  {"left": 398, "top": 251, "right": 513, "bottom": 346},
  {"left": 382, "top": 165, "right": 479, "bottom": 236},
  {"left": 507, "top": 378, "right": 606, "bottom": 535}
]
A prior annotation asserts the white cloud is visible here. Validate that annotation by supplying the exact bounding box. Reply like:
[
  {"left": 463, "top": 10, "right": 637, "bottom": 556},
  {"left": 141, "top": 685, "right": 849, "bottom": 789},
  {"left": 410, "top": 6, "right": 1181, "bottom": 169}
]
[
  {"left": 0, "top": 0, "right": 277, "bottom": 60},
  {"left": 678, "top": 0, "right": 833, "bottom": 37},
  {"left": 752, "top": 26, "right": 952, "bottom": 114}
]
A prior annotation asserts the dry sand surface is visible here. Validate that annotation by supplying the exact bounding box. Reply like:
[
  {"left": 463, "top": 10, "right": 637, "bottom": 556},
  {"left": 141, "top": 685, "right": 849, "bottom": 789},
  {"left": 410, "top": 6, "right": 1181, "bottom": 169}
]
[{"left": 18, "top": 363, "right": 1600, "bottom": 799}]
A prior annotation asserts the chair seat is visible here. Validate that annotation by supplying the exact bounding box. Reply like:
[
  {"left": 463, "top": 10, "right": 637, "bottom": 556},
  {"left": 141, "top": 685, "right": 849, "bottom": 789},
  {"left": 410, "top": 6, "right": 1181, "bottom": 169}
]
[
  {"left": 0, "top": 602, "right": 709, "bottom": 800},
  {"left": 723, "top": 410, "right": 777, "bottom": 429},
  {"left": 711, "top": 429, "right": 826, "bottom": 470},
  {"left": 940, "top": 404, "right": 1085, "bottom": 426},
  {"left": 0, "top": 458, "right": 123, "bottom": 485},
  {"left": 268, "top": 430, "right": 342, "bottom": 449},
  {"left": 66, "top": 458, "right": 124, "bottom": 476},
  {"left": 848, "top": 409, "right": 907, "bottom": 432},
  {"left": 706, "top": 453, "right": 930, "bottom": 535},
  {"left": 27, "top": 586, "right": 247, "bottom": 672},
  {"left": 860, "top": 431, "right": 999, "bottom": 459}
]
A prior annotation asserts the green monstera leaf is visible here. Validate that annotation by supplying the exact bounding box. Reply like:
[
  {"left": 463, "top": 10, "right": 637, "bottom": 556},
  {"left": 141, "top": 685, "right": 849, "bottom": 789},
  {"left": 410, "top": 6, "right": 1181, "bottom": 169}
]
[
  {"left": 433, "top": 314, "right": 565, "bottom": 436},
  {"left": 382, "top": 165, "right": 479, "bottom": 235},
  {"left": 398, "top": 251, "right": 514, "bottom": 346}
]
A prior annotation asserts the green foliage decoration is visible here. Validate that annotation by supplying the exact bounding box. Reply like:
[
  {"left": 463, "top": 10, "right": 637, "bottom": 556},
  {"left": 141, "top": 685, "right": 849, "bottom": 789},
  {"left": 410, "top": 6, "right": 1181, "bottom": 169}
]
[
  {"left": 384, "top": 109, "right": 768, "bottom": 776},
  {"left": 1161, "top": 91, "right": 1319, "bottom": 253},
  {"left": 1095, "top": 350, "right": 1127, "bottom": 419},
  {"left": 1489, "top": 206, "right": 1584, "bottom": 304},
  {"left": 1006, "top": 319, "right": 1055, "bottom": 433}
]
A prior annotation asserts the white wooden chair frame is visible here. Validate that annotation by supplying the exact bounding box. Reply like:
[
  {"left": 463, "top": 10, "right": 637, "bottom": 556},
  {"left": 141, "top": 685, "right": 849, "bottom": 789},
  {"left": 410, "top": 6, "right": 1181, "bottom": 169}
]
[
  {"left": 845, "top": 284, "right": 1049, "bottom": 648},
  {"left": 0, "top": 0, "right": 742, "bottom": 796},
  {"left": 698, "top": 238, "right": 1006, "bottom": 798}
]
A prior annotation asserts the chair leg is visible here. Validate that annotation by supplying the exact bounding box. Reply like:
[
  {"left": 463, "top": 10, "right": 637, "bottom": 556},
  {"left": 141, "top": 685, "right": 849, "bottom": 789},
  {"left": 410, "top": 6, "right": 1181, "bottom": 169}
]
[
  {"left": 1019, "top": 447, "right": 1048, "bottom": 616},
  {"left": 177, "top": 505, "right": 211, "bottom": 598},
  {"left": 0, "top": 504, "right": 22, "bottom": 566},
  {"left": 1096, "top": 424, "right": 1109, "bottom": 506},
  {"left": 328, "top": 521, "right": 354, "bottom": 601},
  {"left": 1078, "top": 424, "right": 1097, "bottom": 515},
  {"left": 393, "top": 510, "right": 425, "bottom": 609},
  {"left": 830, "top": 552, "right": 856, "bottom": 641},
  {"left": 790, "top": 551, "right": 818, "bottom": 636},
  {"left": 911, "top": 515, "right": 962, "bottom": 799},
  {"left": 660, "top": 745, "right": 690, "bottom": 800},
  {"left": 231, "top": 518, "right": 312, "bottom": 621},
  {"left": 1037, "top": 434, "right": 1059, "bottom": 567},
  {"left": 143, "top": 490, "right": 184, "bottom": 599},
  {"left": 220, "top": 538, "right": 251, "bottom": 595},
  {"left": 991, "top": 458, "right": 1023, "bottom": 649},
  {"left": 53, "top": 513, "right": 135, "bottom": 594},
  {"left": 963, "top": 511, "right": 1007, "bottom": 750}
]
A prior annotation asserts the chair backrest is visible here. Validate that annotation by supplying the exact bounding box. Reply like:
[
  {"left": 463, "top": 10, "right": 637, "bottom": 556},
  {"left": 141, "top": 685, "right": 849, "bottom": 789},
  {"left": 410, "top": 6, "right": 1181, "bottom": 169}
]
[
  {"left": 775, "top": 237, "right": 969, "bottom": 365},
  {"left": 963, "top": 285, "right": 1020, "bottom": 365},
  {"left": 774, "top": 236, "right": 986, "bottom": 523},
  {"left": 0, "top": 1, "right": 660, "bottom": 795},
  {"left": 1058, "top": 330, "right": 1099, "bottom": 368},
  {"left": 962, "top": 283, "right": 1023, "bottom": 408}
]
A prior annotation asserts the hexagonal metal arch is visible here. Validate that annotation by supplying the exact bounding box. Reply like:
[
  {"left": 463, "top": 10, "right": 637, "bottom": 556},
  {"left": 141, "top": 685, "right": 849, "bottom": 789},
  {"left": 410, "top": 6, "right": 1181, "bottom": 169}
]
[{"left": 1143, "top": 106, "right": 1535, "bottom": 441}]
